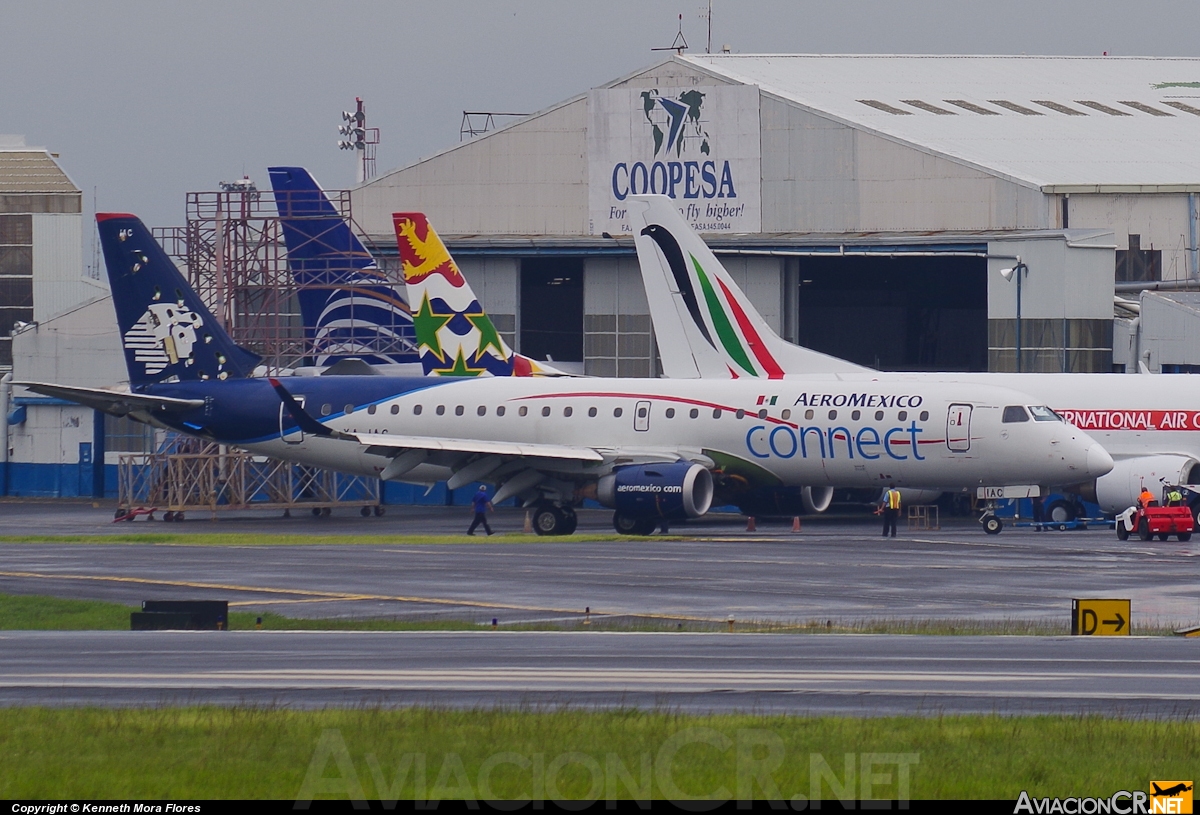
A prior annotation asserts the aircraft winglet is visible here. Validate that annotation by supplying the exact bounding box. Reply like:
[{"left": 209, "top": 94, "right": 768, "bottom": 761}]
[{"left": 268, "top": 377, "right": 336, "bottom": 438}]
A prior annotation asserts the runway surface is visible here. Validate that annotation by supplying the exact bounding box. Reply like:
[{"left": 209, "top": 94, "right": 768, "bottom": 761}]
[
  {"left": 0, "top": 506, "right": 1197, "bottom": 624},
  {"left": 2, "top": 502, "right": 1198, "bottom": 714},
  {"left": 2, "top": 630, "right": 1196, "bottom": 715}
]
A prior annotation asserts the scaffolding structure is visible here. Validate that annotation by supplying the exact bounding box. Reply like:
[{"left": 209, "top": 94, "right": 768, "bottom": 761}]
[
  {"left": 153, "top": 184, "right": 398, "bottom": 372},
  {"left": 139, "top": 185, "right": 399, "bottom": 517},
  {"left": 117, "top": 441, "right": 381, "bottom": 520}
]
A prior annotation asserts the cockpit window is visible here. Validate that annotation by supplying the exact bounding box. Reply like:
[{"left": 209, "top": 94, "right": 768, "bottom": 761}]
[
  {"left": 1002, "top": 405, "right": 1030, "bottom": 423},
  {"left": 1028, "top": 405, "right": 1062, "bottom": 422}
]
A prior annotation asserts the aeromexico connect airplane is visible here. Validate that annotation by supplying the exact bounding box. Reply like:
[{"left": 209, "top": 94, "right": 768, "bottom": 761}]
[
  {"left": 17, "top": 213, "right": 1111, "bottom": 536},
  {"left": 630, "top": 193, "right": 1197, "bottom": 522},
  {"left": 269, "top": 166, "right": 565, "bottom": 377}
]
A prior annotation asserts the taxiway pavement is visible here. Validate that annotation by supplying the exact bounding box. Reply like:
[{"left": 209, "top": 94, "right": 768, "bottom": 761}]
[
  {"left": 0, "top": 507, "right": 1196, "bottom": 624},
  {"left": 1, "top": 630, "right": 1195, "bottom": 715}
]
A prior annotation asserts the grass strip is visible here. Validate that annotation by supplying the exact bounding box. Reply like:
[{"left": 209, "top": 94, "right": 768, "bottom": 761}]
[
  {"left": 0, "top": 594, "right": 1183, "bottom": 635},
  {"left": 0, "top": 594, "right": 485, "bottom": 632},
  {"left": 1, "top": 707, "right": 1197, "bottom": 799},
  {"left": 0, "top": 532, "right": 671, "bottom": 545}
]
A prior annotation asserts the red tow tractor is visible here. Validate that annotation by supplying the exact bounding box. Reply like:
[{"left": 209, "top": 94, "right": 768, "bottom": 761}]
[{"left": 1114, "top": 485, "right": 1194, "bottom": 542}]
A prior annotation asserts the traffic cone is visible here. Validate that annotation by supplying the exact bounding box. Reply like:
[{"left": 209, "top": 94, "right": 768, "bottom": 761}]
[
  {"left": 523, "top": 511, "right": 533, "bottom": 533},
  {"left": 746, "top": 516, "right": 756, "bottom": 532},
  {"left": 792, "top": 516, "right": 801, "bottom": 533}
]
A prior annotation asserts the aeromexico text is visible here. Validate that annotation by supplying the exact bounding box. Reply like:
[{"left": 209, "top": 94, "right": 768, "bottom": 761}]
[{"left": 792, "top": 393, "right": 923, "bottom": 408}]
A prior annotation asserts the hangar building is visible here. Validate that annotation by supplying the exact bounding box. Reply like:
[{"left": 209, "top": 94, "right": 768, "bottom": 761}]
[
  {"left": 6, "top": 55, "right": 1200, "bottom": 497},
  {"left": 0, "top": 136, "right": 117, "bottom": 497},
  {"left": 352, "top": 53, "right": 1200, "bottom": 376}
]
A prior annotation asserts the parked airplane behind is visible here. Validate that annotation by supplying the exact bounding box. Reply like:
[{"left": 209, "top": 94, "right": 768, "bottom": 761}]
[
  {"left": 17, "top": 213, "right": 1111, "bottom": 535},
  {"left": 271, "top": 166, "right": 566, "bottom": 378},
  {"left": 629, "top": 194, "right": 1195, "bottom": 517},
  {"left": 269, "top": 166, "right": 420, "bottom": 370},
  {"left": 391, "top": 212, "right": 568, "bottom": 377}
]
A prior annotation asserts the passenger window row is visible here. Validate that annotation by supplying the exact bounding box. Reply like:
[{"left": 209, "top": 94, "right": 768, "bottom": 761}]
[{"left": 338, "top": 402, "right": 930, "bottom": 422}]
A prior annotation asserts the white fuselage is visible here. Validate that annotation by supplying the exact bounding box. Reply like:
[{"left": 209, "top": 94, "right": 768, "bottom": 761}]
[
  {"left": 827, "top": 372, "right": 1200, "bottom": 463},
  {"left": 242, "top": 376, "right": 1109, "bottom": 491}
]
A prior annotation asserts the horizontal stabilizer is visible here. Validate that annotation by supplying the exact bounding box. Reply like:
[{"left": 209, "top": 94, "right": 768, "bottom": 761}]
[{"left": 16, "top": 382, "right": 204, "bottom": 416}]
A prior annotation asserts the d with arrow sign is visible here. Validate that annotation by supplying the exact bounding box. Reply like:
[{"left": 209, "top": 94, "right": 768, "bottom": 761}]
[{"left": 1072, "top": 599, "right": 1131, "bottom": 636}]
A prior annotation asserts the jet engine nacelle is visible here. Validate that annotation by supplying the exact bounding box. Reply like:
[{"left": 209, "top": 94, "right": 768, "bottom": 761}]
[
  {"left": 802, "top": 486, "right": 834, "bottom": 514},
  {"left": 897, "top": 488, "right": 944, "bottom": 505},
  {"left": 1093, "top": 454, "right": 1200, "bottom": 513},
  {"left": 597, "top": 462, "right": 714, "bottom": 519}
]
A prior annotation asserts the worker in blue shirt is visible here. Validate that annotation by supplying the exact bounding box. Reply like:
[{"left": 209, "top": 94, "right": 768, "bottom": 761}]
[{"left": 467, "top": 485, "right": 494, "bottom": 536}]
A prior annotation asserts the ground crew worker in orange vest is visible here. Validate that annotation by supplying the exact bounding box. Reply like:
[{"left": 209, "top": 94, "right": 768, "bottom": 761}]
[
  {"left": 1139, "top": 486, "right": 1156, "bottom": 508},
  {"left": 880, "top": 484, "right": 901, "bottom": 538}
]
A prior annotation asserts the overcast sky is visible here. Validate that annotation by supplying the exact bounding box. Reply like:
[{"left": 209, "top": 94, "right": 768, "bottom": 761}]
[{"left": 3, "top": 0, "right": 1199, "bottom": 230}]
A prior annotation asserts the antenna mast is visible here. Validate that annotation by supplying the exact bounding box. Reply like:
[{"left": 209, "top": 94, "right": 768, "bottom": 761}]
[
  {"left": 651, "top": 14, "right": 689, "bottom": 54},
  {"left": 706, "top": 0, "right": 712, "bottom": 53}
]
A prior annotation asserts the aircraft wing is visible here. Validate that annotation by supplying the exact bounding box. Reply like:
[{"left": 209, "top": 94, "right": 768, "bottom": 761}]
[
  {"left": 353, "top": 433, "right": 714, "bottom": 466},
  {"left": 353, "top": 432, "right": 604, "bottom": 462},
  {"left": 15, "top": 381, "right": 204, "bottom": 416}
]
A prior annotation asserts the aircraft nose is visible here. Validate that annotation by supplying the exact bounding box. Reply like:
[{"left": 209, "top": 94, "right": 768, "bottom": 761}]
[{"left": 1086, "top": 442, "right": 1114, "bottom": 477}]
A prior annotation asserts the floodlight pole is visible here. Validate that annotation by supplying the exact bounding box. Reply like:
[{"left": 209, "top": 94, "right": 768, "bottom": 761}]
[{"left": 1012, "top": 261, "right": 1028, "bottom": 372}]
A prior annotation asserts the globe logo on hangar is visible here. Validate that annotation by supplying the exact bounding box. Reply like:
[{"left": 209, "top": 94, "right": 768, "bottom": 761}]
[{"left": 611, "top": 89, "right": 737, "bottom": 203}]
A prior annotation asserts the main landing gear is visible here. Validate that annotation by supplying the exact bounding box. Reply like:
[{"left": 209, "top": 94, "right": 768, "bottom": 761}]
[
  {"left": 612, "top": 511, "right": 658, "bottom": 536},
  {"left": 531, "top": 503, "right": 578, "bottom": 536}
]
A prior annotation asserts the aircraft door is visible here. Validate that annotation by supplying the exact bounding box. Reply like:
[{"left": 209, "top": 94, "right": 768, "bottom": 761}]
[
  {"left": 634, "top": 400, "right": 651, "bottom": 432},
  {"left": 280, "top": 396, "right": 305, "bottom": 444},
  {"left": 946, "top": 403, "right": 972, "bottom": 452}
]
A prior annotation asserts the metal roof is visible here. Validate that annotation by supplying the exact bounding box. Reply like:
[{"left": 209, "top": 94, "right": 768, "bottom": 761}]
[
  {"left": 680, "top": 54, "right": 1200, "bottom": 190},
  {"left": 359, "top": 227, "right": 1108, "bottom": 257},
  {"left": 0, "top": 150, "right": 79, "bottom": 194}
]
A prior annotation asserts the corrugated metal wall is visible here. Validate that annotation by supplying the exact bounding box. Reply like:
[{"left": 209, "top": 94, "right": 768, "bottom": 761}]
[
  {"left": 352, "top": 98, "right": 589, "bottom": 237},
  {"left": 32, "top": 212, "right": 105, "bottom": 323},
  {"left": 760, "top": 95, "right": 1047, "bottom": 233},
  {"left": 583, "top": 256, "right": 653, "bottom": 377}
]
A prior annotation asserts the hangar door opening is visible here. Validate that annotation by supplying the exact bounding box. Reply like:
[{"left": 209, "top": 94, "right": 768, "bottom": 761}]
[
  {"left": 794, "top": 255, "right": 987, "bottom": 372},
  {"left": 520, "top": 258, "right": 583, "bottom": 364}
]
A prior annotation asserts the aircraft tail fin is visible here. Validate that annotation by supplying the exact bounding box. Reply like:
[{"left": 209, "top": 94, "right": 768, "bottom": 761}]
[
  {"left": 97, "top": 213, "right": 261, "bottom": 387},
  {"left": 629, "top": 195, "right": 868, "bottom": 378},
  {"left": 392, "top": 212, "right": 568, "bottom": 376},
  {"left": 268, "top": 166, "right": 418, "bottom": 367}
]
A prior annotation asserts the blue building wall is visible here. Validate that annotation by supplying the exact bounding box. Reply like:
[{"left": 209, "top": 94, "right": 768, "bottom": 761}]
[
  {"left": 3, "top": 463, "right": 525, "bottom": 507},
  {"left": 4, "top": 463, "right": 115, "bottom": 499}
]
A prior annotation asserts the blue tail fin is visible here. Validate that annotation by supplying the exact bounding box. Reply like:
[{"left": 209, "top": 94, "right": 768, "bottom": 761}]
[
  {"left": 268, "top": 166, "right": 418, "bottom": 367},
  {"left": 97, "top": 213, "right": 261, "bottom": 386}
]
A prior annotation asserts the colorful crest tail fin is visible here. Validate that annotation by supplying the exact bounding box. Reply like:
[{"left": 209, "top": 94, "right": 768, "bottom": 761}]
[
  {"left": 630, "top": 195, "right": 868, "bottom": 378},
  {"left": 393, "top": 212, "right": 567, "bottom": 377},
  {"left": 97, "top": 213, "right": 261, "bottom": 387},
  {"left": 268, "top": 166, "right": 418, "bottom": 367}
]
